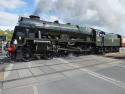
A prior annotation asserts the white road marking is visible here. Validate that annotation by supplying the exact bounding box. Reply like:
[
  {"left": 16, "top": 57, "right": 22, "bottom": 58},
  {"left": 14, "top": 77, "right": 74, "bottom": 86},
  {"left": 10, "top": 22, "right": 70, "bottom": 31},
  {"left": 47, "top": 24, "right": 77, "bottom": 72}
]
[
  {"left": 4, "top": 64, "right": 14, "bottom": 80},
  {"left": 33, "top": 86, "right": 38, "bottom": 94},
  {"left": 81, "top": 68, "right": 125, "bottom": 89}
]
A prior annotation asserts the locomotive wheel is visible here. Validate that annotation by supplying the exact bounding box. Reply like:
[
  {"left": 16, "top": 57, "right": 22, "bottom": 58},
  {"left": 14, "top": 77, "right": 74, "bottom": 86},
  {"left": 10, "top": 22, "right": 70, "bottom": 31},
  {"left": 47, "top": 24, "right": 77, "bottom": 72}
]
[
  {"left": 73, "top": 52, "right": 79, "bottom": 57},
  {"left": 46, "top": 52, "right": 53, "bottom": 59},
  {"left": 42, "top": 52, "right": 53, "bottom": 60},
  {"left": 62, "top": 51, "right": 69, "bottom": 57},
  {"left": 22, "top": 48, "right": 32, "bottom": 62}
]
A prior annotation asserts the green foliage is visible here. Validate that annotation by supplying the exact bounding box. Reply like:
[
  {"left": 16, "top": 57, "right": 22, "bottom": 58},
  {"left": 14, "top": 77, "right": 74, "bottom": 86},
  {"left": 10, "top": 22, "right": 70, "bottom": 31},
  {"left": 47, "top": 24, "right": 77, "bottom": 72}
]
[{"left": 0, "top": 29, "right": 13, "bottom": 41}]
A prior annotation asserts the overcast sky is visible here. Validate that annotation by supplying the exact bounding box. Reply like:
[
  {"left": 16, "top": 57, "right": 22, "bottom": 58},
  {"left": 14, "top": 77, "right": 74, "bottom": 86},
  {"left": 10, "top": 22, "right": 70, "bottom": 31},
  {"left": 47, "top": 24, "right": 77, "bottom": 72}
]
[{"left": 0, "top": 0, "right": 125, "bottom": 34}]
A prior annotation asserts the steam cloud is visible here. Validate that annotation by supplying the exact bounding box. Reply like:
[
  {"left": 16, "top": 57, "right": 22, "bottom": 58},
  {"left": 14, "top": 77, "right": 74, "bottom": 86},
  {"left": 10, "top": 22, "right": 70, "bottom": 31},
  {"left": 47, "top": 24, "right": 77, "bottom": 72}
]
[{"left": 34, "top": 0, "right": 125, "bottom": 34}]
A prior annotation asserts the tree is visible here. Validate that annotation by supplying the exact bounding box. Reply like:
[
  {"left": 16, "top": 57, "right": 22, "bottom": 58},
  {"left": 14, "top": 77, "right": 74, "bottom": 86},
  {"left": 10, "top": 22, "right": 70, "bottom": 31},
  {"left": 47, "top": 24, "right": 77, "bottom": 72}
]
[{"left": 0, "top": 29, "right": 13, "bottom": 41}]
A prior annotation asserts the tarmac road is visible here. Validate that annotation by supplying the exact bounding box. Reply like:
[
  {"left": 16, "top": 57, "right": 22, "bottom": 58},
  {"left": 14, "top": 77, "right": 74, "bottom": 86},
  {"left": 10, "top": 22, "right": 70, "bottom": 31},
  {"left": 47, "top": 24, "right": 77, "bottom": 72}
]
[{"left": 0, "top": 55, "right": 125, "bottom": 94}]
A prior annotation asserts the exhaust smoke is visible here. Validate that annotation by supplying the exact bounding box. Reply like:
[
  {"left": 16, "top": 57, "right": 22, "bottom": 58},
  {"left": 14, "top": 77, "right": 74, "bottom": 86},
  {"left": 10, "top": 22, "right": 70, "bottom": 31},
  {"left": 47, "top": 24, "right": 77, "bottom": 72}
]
[{"left": 34, "top": 0, "right": 125, "bottom": 34}]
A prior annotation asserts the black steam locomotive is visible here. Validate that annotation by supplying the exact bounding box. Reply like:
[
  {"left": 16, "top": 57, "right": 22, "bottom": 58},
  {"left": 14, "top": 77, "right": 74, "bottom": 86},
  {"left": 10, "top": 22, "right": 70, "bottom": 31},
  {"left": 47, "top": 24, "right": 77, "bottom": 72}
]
[{"left": 9, "top": 15, "right": 121, "bottom": 61}]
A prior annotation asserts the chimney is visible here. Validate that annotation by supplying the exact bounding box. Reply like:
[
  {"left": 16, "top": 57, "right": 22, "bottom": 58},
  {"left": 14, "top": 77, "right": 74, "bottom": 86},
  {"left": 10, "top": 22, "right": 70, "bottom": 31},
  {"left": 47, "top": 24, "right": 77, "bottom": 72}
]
[
  {"left": 66, "top": 23, "right": 71, "bottom": 25},
  {"left": 54, "top": 20, "right": 59, "bottom": 24},
  {"left": 29, "top": 15, "right": 40, "bottom": 20}
]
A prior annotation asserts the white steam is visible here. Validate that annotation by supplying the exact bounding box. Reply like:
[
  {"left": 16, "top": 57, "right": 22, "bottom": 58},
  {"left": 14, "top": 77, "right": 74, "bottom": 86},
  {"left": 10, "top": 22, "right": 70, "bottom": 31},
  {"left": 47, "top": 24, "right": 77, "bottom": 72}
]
[{"left": 35, "top": 0, "right": 125, "bottom": 34}]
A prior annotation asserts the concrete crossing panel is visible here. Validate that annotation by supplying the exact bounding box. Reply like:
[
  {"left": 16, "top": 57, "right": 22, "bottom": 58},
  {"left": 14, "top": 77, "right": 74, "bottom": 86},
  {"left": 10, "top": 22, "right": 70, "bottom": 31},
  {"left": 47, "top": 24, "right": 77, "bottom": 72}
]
[{"left": 17, "top": 69, "right": 32, "bottom": 78}]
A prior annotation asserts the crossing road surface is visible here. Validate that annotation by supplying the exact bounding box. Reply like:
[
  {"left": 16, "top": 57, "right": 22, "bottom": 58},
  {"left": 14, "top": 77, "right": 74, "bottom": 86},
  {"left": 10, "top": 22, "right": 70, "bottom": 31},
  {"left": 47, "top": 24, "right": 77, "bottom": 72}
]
[{"left": 0, "top": 55, "right": 125, "bottom": 94}]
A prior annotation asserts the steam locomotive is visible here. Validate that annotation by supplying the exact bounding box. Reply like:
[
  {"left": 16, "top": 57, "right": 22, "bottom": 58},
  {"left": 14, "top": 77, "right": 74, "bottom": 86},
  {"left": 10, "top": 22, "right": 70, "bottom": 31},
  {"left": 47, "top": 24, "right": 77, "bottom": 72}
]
[{"left": 8, "top": 15, "right": 125, "bottom": 61}]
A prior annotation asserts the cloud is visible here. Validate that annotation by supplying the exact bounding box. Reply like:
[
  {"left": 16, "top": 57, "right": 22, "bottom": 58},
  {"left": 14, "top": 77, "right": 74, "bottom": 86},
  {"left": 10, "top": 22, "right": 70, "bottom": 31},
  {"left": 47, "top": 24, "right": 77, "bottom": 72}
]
[
  {"left": 0, "top": 0, "right": 27, "bottom": 30},
  {"left": 0, "top": 11, "right": 18, "bottom": 26},
  {"left": 34, "top": 0, "right": 125, "bottom": 34},
  {"left": 0, "top": 0, "right": 26, "bottom": 10},
  {"left": 34, "top": 0, "right": 40, "bottom": 5}
]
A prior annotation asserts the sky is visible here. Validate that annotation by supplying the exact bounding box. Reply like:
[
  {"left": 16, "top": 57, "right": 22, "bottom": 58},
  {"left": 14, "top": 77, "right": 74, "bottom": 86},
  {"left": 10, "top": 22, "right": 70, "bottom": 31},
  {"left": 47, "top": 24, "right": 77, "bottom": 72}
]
[
  {"left": 0, "top": 0, "right": 125, "bottom": 34},
  {"left": 0, "top": 0, "right": 35, "bottom": 30}
]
